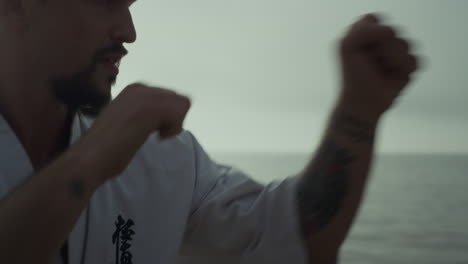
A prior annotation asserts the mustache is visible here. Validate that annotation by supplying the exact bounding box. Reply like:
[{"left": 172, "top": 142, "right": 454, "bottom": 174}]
[{"left": 96, "top": 43, "right": 128, "bottom": 59}]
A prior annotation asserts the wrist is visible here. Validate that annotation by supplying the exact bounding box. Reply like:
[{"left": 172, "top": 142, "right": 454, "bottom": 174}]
[
  {"left": 334, "top": 98, "right": 383, "bottom": 125},
  {"left": 48, "top": 146, "right": 104, "bottom": 199},
  {"left": 66, "top": 139, "right": 110, "bottom": 188},
  {"left": 327, "top": 104, "right": 380, "bottom": 145}
]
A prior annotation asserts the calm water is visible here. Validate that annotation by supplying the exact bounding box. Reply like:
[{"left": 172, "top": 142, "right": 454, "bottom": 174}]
[{"left": 211, "top": 152, "right": 468, "bottom": 263}]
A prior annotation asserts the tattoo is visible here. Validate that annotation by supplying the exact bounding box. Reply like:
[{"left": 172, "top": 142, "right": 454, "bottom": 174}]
[
  {"left": 296, "top": 138, "right": 354, "bottom": 236},
  {"left": 333, "top": 111, "right": 375, "bottom": 143},
  {"left": 70, "top": 178, "right": 85, "bottom": 198}
]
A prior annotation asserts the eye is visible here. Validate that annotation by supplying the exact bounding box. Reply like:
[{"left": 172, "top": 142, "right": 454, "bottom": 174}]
[
  {"left": 96, "top": 0, "right": 112, "bottom": 6},
  {"left": 101, "top": 0, "right": 129, "bottom": 9}
]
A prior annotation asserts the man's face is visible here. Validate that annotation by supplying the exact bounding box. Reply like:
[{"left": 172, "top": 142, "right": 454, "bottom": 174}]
[{"left": 10, "top": 0, "right": 137, "bottom": 116}]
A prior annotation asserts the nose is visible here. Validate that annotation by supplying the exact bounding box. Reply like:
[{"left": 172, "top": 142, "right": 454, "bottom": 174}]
[{"left": 110, "top": 8, "right": 137, "bottom": 44}]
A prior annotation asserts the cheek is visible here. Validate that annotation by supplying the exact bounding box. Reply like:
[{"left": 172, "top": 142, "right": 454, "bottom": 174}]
[
  {"left": 73, "top": 22, "right": 110, "bottom": 67},
  {"left": 41, "top": 4, "right": 109, "bottom": 74},
  {"left": 54, "top": 10, "right": 101, "bottom": 66},
  {"left": 60, "top": 25, "right": 101, "bottom": 72}
]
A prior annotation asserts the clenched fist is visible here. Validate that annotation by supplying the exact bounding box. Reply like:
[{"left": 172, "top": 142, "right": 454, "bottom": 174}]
[
  {"left": 76, "top": 83, "right": 191, "bottom": 181},
  {"left": 337, "top": 13, "right": 421, "bottom": 121}
]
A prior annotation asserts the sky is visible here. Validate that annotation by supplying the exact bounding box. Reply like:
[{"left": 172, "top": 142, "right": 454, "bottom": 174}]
[{"left": 113, "top": 0, "right": 468, "bottom": 154}]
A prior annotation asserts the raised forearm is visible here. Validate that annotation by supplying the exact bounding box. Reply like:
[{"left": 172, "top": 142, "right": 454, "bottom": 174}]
[
  {"left": 0, "top": 146, "right": 103, "bottom": 264},
  {"left": 294, "top": 11, "right": 420, "bottom": 263},
  {"left": 296, "top": 105, "right": 379, "bottom": 263}
]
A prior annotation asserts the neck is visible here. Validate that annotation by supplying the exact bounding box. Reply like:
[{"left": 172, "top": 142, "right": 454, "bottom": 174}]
[{"left": 0, "top": 82, "right": 74, "bottom": 171}]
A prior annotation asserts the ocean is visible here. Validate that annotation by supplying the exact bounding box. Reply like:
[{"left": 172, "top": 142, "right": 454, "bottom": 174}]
[{"left": 210, "top": 152, "right": 468, "bottom": 264}]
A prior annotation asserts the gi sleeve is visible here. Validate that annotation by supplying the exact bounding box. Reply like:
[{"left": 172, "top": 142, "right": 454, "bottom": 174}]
[{"left": 177, "top": 131, "right": 308, "bottom": 264}]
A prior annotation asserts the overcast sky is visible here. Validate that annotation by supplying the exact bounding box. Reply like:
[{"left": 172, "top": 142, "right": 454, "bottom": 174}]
[{"left": 113, "top": 0, "right": 468, "bottom": 154}]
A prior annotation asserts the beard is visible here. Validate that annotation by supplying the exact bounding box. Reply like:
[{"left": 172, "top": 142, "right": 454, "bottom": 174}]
[{"left": 50, "top": 59, "right": 116, "bottom": 118}]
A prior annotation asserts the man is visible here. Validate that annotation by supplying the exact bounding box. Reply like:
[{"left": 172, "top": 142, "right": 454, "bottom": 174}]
[{"left": 0, "top": 0, "right": 420, "bottom": 263}]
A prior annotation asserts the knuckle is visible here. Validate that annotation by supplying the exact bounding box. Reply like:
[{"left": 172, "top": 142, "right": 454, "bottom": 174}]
[
  {"left": 364, "top": 13, "right": 380, "bottom": 23},
  {"left": 380, "top": 25, "right": 397, "bottom": 38},
  {"left": 123, "top": 82, "right": 149, "bottom": 96},
  {"left": 157, "top": 87, "right": 177, "bottom": 94},
  {"left": 410, "top": 55, "right": 418, "bottom": 70},
  {"left": 127, "top": 82, "right": 147, "bottom": 90},
  {"left": 394, "top": 38, "right": 410, "bottom": 52},
  {"left": 172, "top": 94, "right": 191, "bottom": 108},
  {"left": 181, "top": 96, "right": 191, "bottom": 108}
]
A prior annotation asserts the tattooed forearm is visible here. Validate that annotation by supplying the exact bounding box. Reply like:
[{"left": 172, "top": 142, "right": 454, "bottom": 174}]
[
  {"left": 296, "top": 137, "right": 355, "bottom": 236},
  {"left": 296, "top": 108, "right": 378, "bottom": 261},
  {"left": 333, "top": 111, "right": 376, "bottom": 143},
  {"left": 296, "top": 107, "right": 378, "bottom": 239}
]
